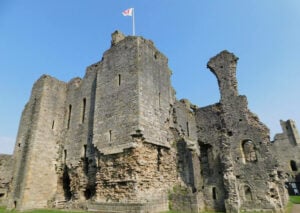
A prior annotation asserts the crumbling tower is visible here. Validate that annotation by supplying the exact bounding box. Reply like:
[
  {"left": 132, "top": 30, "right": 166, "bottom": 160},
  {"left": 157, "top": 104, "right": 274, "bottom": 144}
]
[
  {"left": 195, "top": 50, "right": 288, "bottom": 212},
  {"left": 6, "top": 32, "right": 289, "bottom": 213}
]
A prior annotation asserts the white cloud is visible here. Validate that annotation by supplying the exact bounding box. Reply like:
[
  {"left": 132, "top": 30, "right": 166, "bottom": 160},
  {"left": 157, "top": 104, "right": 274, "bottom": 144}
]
[{"left": 0, "top": 136, "right": 15, "bottom": 154}]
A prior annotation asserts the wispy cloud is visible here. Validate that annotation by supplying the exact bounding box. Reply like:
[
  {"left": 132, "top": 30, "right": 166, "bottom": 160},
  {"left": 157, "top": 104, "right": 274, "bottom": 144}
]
[{"left": 0, "top": 136, "right": 15, "bottom": 154}]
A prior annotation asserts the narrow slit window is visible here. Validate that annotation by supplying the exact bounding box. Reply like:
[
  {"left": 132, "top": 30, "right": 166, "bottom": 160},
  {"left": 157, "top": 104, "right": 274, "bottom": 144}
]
[
  {"left": 109, "top": 130, "right": 112, "bottom": 142},
  {"left": 212, "top": 187, "right": 217, "bottom": 200},
  {"left": 82, "top": 98, "right": 86, "bottom": 123},
  {"left": 67, "top": 105, "right": 72, "bottom": 129},
  {"left": 186, "top": 122, "right": 190, "bottom": 137},
  {"left": 52, "top": 120, "right": 55, "bottom": 130},
  {"left": 64, "top": 149, "right": 67, "bottom": 164},
  {"left": 118, "top": 74, "right": 121, "bottom": 86},
  {"left": 158, "top": 92, "right": 161, "bottom": 108}
]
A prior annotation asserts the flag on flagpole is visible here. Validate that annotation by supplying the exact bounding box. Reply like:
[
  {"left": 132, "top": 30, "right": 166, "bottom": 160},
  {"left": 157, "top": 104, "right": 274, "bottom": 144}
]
[
  {"left": 122, "top": 8, "right": 135, "bottom": 36},
  {"left": 122, "top": 8, "right": 133, "bottom": 16}
]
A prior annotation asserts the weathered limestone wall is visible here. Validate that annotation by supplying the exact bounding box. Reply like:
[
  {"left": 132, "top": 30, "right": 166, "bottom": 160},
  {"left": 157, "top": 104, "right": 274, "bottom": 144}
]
[
  {"left": 93, "top": 34, "right": 140, "bottom": 155},
  {"left": 6, "top": 31, "right": 292, "bottom": 213},
  {"left": 196, "top": 104, "right": 226, "bottom": 212},
  {"left": 201, "top": 50, "right": 288, "bottom": 212},
  {"left": 0, "top": 154, "right": 13, "bottom": 206},
  {"left": 137, "top": 38, "right": 175, "bottom": 148},
  {"left": 271, "top": 120, "right": 300, "bottom": 182},
  {"left": 9, "top": 75, "right": 67, "bottom": 210}
]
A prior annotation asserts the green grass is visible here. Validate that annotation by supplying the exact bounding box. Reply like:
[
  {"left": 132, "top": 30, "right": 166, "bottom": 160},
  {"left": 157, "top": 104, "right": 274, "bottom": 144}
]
[
  {"left": 289, "top": 196, "right": 300, "bottom": 204},
  {"left": 0, "top": 207, "right": 86, "bottom": 213}
]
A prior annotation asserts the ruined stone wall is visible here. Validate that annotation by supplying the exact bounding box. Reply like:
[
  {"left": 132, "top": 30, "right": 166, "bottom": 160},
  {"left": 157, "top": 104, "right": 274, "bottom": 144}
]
[
  {"left": 196, "top": 104, "right": 226, "bottom": 212},
  {"left": 9, "top": 76, "right": 67, "bottom": 210},
  {"left": 0, "top": 154, "right": 13, "bottom": 206},
  {"left": 271, "top": 120, "right": 300, "bottom": 182},
  {"left": 201, "top": 50, "right": 288, "bottom": 212},
  {"left": 6, "top": 31, "right": 293, "bottom": 213}
]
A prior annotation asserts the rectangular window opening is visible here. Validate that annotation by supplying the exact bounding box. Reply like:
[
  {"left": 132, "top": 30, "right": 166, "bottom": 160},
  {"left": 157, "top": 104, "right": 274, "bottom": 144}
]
[
  {"left": 67, "top": 105, "right": 72, "bottom": 129},
  {"left": 64, "top": 149, "right": 67, "bottom": 164},
  {"left": 118, "top": 74, "right": 121, "bottom": 86},
  {"left": 109, "top": 130, "right": 112, "bottom": 142},
  {"left": 82, "top": 98, "right": 86, "bottom": 123},
  {"left": 212, "top": 187, "right": 217, "bottom": 200}
]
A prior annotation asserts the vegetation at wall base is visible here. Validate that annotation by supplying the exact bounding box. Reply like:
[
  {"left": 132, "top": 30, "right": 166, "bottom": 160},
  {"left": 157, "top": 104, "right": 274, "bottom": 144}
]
[{"left": 0, "top": 207, "right": 86, "bottom": 213}]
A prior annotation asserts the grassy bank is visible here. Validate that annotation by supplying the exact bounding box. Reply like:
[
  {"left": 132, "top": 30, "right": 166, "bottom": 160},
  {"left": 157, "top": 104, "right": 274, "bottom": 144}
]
[
  {"left": 0, "top": 207, "right": 86, "bottom": 213},
  {"left": 2, "top": 196, "right": 300, "bottom": 213}
]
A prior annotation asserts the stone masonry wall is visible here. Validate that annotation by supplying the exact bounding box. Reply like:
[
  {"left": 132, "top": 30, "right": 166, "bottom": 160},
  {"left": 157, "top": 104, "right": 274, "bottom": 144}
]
[
  {"left": 6, "top": 31, "right": 292, "bottom": 213},
  {"left": 9, "top": 75, "right": 67, "bottom": 210},
  {"left": 0, "top": 154, "right": 13, "bottom": 206},
  {"left": 271, "top": 120, "right": 300, "bottom": 182}
]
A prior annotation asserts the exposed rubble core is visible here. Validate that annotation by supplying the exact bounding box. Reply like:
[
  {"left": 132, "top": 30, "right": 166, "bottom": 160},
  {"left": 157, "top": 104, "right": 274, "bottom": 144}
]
[
  {"left": 0, "top": 154, "right": 13, "bottom": 206},
  {"left": 2, "top": 31, "right": 297, "bottom": 212}
]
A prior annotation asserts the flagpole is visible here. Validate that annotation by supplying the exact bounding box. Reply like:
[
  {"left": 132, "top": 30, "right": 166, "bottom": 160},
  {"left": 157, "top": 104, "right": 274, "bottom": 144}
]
[{"left": 132, "top": 8, "right": 135, "bottom": 36}]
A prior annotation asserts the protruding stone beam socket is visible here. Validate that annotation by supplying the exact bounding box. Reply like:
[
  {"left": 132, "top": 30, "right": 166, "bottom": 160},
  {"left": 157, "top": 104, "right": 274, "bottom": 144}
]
[
  {"left": 207, "top": 50, "right": 239, "bottom": 102},
  {"left": 111, "top": 30, "right": 126, "bottom": 46}
]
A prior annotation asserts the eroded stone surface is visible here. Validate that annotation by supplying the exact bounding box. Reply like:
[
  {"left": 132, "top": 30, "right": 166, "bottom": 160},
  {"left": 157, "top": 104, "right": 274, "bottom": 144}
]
[
  {"left": 0, "top": 154, "right": 13, "bottom": 206},
  {"left": 3, "top": 31, "right": 294, "bottom": 213}
]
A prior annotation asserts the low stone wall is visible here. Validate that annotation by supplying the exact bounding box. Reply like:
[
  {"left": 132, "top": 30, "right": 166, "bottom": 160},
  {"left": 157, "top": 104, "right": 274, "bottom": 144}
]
[
  {"left": 169, "top": 192, "right": 199, "bottom": 213},
  {"left": 88, "top": 199, "right": 168, "bottom": 213}
]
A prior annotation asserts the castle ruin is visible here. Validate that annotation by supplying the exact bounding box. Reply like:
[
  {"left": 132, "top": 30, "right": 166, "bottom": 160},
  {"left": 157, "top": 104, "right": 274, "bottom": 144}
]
[{"left": 1, "top": 31, "right": 299, "bottom": 212}]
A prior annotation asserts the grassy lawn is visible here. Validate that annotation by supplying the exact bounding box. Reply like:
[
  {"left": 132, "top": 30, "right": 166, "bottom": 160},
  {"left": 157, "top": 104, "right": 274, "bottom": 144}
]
[
  {"left": 0, "top": 207, "right": 86, "bottom": 213},
  {"left": 2, "top": 197, "right": 300, "bottom": 213}
]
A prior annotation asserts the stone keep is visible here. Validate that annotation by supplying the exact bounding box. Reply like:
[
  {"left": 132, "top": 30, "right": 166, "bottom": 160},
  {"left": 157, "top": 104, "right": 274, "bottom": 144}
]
[{"left": 5, "top": 31, "right": 292, "bottom": 212}]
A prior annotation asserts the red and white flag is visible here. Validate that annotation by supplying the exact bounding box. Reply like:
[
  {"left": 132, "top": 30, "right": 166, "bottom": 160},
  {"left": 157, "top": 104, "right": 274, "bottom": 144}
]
[{"left": 122, "top": 8, "right": 133, "bottom": 16}]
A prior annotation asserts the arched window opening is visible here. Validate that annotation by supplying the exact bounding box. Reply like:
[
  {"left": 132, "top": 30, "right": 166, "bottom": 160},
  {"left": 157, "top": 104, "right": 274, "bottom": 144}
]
[
  {"left": 82, "top": 98, "right": 86, "bottom": 123},
  {"left": 244, "top": 185, "right": 253, "bottom": 201},
  {"left": 212, "top": 187, "right": 217, "bottom": 200},
  {"left": 67, "top": 105, "right": 72, "bottom": 129},
  {"left": 291, "top": 160, "right": 298, "bottom": 171},
  {"left": 242, "top": 140, "right": 257, "bottom": 163}
]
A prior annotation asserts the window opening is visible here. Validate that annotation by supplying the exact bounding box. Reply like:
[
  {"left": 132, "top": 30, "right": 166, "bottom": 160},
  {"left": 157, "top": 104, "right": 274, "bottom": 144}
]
[
  {"left": 109, "top": 130, "right": 112, "bottom": 142},
  {"left": 67, "top": 105, "right": 72, "bottom": 129},
  {"left": 64, "top": 149, "right": 67, "bottom": 164},
  {"left": 82, "top": 98, "right": 86, "bottom": 123},
  {"left": 83, "top": 145, "right": 87, "bottom": 159},
  {"left": 242, "top": 140, "right": 257, "bottom": 162},
  {"left": 118, "top": 74, "right": 121, "bottom": 86},
  {"left": 52, "top": 120, "right": 55, "bottom": 129},
  {"left": 244, "top": 185, "right": 253, "bottom": 200},
  {"left": 291, "top": 160, "right": 298, "bottom": 171},
  {"left": 186, "top": 122, "right": 190, "bottom": 137},
  {"left": 212, "top": 187, "right": 217, "bottom": 200},
  {"left": 158, "top": 92, "right": 161, "bottom": 108}
]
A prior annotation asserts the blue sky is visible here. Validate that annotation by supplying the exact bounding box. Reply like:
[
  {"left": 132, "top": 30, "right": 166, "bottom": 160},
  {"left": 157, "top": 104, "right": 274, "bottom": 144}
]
[{"left": 1, "top": 1, "right": 300, "bottom": 154}]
